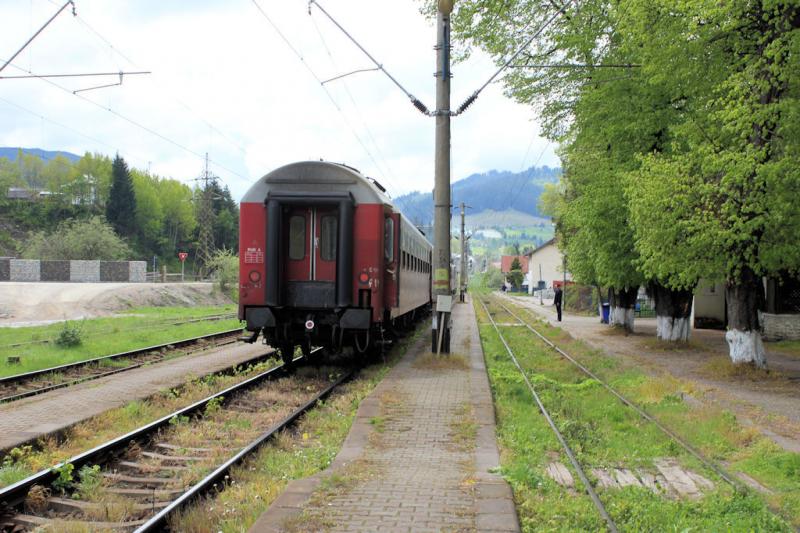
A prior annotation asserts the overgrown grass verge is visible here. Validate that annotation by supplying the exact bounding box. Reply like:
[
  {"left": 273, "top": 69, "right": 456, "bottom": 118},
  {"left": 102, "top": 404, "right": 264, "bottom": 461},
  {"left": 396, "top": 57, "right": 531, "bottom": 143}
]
[
  {"left": 168, "top": 327, "right": 425, "bottom": 532},
  {"left": 0, "top": 305, "right": 239, "bottom": 377},
  {"left": 0, "top": 356, "right": 278, "bottom": 488},
  {"left": 475, "top": 294, "right": 798, "bottom": 531},
  {"left": 768, "top": 339, "right": 800, "bottom": 359}
]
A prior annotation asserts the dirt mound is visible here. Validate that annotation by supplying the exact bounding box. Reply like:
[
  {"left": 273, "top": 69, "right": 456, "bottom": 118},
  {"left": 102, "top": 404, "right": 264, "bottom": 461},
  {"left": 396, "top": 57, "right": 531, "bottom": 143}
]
[{"left": 0, "top": 282, "right": 232, "bottom": 326}]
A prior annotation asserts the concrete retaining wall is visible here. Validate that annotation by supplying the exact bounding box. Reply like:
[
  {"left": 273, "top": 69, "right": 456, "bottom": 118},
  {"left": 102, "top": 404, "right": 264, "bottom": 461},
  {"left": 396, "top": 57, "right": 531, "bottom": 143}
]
[
  {"left": 2, "top": 260, "right": 147, "bottom": 283},
  {"left": 762, "top": 312, "right": 800, "bottom": 341},
  {"left": 40, "top": 260, "right": 71, "bottom": 282},
  {"left": 10, "top": 260, "right": 40, "bottom": 282},
  {"left": 70, "top": 260, "right": 100, "bottom": 282},
  {"left": 129, "top": 261, "right": 146, "bottom": 283}
]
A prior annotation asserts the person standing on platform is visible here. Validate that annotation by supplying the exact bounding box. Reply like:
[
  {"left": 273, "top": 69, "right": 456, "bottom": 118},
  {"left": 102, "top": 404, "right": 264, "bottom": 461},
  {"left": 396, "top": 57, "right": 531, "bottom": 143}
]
[{"left": 554, "top": 286, "right": 563, "bottom": 322}]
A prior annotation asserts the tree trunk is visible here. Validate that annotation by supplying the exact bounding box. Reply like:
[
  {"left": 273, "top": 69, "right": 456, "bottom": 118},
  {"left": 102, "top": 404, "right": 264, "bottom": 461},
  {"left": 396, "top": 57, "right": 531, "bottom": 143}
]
[
  {"left": 725, "top": 266, "right": 767, "bottom": 368},
  {"left": 610, "top": 286, "right": 638, "bottom": 333},
  {"left": 649, "top": 282, "right": 694, "bottom": 342}
]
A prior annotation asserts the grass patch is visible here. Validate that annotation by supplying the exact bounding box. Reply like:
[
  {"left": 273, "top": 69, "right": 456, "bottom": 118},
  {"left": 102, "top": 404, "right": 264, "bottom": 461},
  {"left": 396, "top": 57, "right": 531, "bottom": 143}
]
[
  {"left": 700, "top": 356, "right": 786, "bottom": 381},
  {"left": 0, "top": 305, "right": 239, "bottom": 377},
  {"left": 641, "top": 337, "right": 707, "bottom": 352},
  {"left": 450, "top": 403, "right": 478, "bottom": 453},
  {"left": 767, "top": 340, "right": 800, "bottom": 359},
  {"left": 475, "top": 293, "right": 797, "bottom": 530},
  {"left": 412, "top": 352, "right": 470, "bottom": 370}
]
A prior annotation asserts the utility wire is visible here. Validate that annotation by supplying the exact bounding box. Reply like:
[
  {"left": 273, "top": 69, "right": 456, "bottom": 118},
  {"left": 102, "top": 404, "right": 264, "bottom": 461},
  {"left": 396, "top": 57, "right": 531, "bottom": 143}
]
[
  {"left": 250, "top": 0, "right": 397, "bottom": 197},
  {"left": 0, "top": 0, "right": 75, "bottom": 75},
  {"left": 453, "top": 0, "right": 575, "bottom": 115},
  {"left": 307, "top": 0, "right": 432, "bottom": 116},
  {"left": 48, "top": 0, "right": 254, "bottom": 162},
  {"left": 509, "top": 63, "right": 641, "bottom": 69},
  {"left": 0, "top": 94, "right": 151, "bottom": 167},
  {"left": 308, "top": 7, "right": 429, "bottom": 221},
  {"left": 1, "top": 58, "right": 250, "bottom": 183}
]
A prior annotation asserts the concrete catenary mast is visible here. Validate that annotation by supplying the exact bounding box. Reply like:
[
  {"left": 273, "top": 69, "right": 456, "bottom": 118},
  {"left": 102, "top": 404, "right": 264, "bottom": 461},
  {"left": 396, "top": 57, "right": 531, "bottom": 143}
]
[{"left": 432, "top": 0, "right": 454, "bottom": 351}]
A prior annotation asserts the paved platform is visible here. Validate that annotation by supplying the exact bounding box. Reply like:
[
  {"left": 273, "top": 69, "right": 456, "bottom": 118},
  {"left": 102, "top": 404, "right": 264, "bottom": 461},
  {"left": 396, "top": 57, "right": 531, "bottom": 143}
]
[
  {"left": 251, "top": 296, "right": 519, "bottom": 533},
  {"left": 0, "top": 342, "right": 269, "bottom": 452}
]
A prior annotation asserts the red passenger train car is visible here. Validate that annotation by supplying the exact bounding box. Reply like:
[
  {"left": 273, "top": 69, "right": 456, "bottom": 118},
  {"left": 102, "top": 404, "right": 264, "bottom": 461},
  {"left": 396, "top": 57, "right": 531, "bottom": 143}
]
[{"left": 238, "top": 161, "right": 432, "bottom": 363}]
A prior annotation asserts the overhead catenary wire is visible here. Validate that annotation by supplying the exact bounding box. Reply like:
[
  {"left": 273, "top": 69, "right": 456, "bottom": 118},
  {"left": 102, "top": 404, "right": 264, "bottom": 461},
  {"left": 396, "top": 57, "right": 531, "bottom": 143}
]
[
  {"left": 45, "top": 0, "right": 255, "bottom": 162},
  {"left": 307, "top": 0, "right": 432, "bottom": 116},
  {"left": 308, "top": 8, "right": 431, "bottom": 224},
  {"left": 453, "top": 0, "right": 575, "bottom": 115},
  {"left": 0, "top": 94, "right": 151, "bottom": 168},
  {"left": 0, "top": 58, "right": 250, "bottom": 184},
  {"left": 249, "top": 0, "right": 401, "bottom": 198}
]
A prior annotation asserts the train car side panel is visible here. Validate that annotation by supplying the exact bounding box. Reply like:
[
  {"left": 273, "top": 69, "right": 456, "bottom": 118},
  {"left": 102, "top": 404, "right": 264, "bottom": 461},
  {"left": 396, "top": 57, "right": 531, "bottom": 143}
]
[
  {"left": 238, "top": 202, "right": 266, "bottom": 320},
  {"left": 352, "top": 203, "right": 385, "bottom": 323}
]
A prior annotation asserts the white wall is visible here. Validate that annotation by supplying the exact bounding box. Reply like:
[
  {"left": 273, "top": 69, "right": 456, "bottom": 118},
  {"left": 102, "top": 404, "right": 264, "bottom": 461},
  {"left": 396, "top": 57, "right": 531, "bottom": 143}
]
[
  {"left": 693, "top": 279, "right": 726, "bottom": 327},
  {"left": 526, "top": 243, "right": 571, "bottom": 294}
]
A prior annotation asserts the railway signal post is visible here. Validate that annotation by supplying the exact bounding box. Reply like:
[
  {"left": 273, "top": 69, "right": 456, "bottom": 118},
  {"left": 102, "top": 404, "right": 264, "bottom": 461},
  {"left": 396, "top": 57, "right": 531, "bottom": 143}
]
[{"left": 432, "top": 0, "right": 454, "bottom": 353}]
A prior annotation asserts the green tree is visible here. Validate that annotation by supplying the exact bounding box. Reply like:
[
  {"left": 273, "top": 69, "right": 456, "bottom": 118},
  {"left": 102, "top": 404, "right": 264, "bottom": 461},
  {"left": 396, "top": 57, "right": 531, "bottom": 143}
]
[
  {"left": 131, "top": 169, "right": 165, "bottom": 254},
  {"left": 159, "top": 179, "right": 197, "bottom": 251},
  {"left": 623, "top": 1, "right": 800, "bottom": 365},
  {"left": 509, "top": 256, "right": 524, "bottom": 290},
  {"left": 207, "top": 248, "right": 238, "bottom": 301},
  {"left": 22, "top": 216, "right": 132, "bottom": 260},
  {"left": 106, "top": 155, "right": 137, "bottom": 238}
]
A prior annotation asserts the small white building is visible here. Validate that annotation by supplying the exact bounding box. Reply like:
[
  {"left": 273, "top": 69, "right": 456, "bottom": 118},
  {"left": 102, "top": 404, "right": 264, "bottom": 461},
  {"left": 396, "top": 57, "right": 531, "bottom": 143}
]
[{"left": 525, "top": 239, "right": 571, "bottom": 294}]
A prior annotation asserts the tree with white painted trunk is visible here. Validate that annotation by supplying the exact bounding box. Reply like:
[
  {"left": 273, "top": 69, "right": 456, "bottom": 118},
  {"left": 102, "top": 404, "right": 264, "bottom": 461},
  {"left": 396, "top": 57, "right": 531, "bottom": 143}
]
[
  {"left": 625, "top": 2, "right": 800, "bottom": 367},
  {"left": 445, "top": 0, "right": 800, "bottom": 360}
]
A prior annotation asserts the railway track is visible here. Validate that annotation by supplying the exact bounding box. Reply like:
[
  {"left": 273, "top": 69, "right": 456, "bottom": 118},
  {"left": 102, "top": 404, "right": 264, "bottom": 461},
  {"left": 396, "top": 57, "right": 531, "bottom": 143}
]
[
  {"left": 478, "top": 297, "right": 619, "bottom": 532},
  {"left": 479, "top": 295, "right": 793, "bottom": 530},
  {"left": 0, "top": 329, "right": 244, "bottom": 404},
  {"left": 0, "top": 350, "right": 352, "bottom": 532}
]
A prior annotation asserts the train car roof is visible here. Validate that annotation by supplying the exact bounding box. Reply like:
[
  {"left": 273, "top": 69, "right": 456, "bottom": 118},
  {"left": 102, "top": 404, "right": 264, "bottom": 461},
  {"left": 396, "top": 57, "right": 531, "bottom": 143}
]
[{"left": 241, "top": 161, "right": 393, "bottom": 206}]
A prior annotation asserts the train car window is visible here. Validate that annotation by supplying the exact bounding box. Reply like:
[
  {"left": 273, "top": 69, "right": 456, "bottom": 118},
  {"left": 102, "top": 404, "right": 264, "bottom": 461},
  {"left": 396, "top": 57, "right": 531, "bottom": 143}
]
[
  {"left": 384, "top": 218, "right": 394, "bottom": 262},
  {"left": 320, "top": 215, "right": 337, "bottom": 261},
  {"left": 289, "top": 215, "right": 305, "bottom": 260}
]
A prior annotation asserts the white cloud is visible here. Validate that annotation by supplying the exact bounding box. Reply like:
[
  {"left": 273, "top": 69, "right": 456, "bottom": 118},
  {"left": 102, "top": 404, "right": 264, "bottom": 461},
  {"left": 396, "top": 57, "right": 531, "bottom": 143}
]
[{"left": 0, "top": 0, "right": 559, "bottom": 200}]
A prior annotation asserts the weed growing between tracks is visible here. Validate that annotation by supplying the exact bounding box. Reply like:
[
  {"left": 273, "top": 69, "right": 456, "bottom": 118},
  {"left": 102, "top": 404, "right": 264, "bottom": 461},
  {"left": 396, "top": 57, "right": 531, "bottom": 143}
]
[
  {"left": 0, "top": 305, "right": 239, "bottom": 377},
  {"left": 170, "top": 327, "right": 426, "bottom": 533},
  {"left": 474, "top": 296, "right": 797, "bottom": 531},
  {"left": 0, "top": 357, "right": 279, "bottom": 488}
]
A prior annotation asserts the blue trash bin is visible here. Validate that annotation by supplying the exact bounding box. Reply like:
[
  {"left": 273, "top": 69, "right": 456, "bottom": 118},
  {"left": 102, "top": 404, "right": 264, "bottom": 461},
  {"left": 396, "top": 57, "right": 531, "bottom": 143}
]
[{"left": 601, "top": 303, "right": 610, "bottom": 324}]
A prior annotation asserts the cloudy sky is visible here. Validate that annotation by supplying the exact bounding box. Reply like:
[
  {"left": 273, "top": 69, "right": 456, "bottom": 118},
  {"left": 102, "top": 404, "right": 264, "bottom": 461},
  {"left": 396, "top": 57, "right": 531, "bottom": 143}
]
[{"left": 0, "top": 0, "right": 558, "bottom": 199}]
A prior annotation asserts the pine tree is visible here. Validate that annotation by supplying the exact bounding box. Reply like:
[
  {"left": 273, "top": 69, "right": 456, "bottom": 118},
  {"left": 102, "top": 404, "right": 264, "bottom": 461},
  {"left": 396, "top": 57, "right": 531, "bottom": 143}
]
[{"left": 106, "top": 155, "right": 137, "bottom": 238}]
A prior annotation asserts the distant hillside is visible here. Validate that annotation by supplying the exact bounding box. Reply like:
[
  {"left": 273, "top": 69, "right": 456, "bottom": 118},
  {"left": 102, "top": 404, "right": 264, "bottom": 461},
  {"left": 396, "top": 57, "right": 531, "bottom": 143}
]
[
  {"left": 395, "top": 166, "right": 560, "bottom": 227},
  {"left": 465, "top": 209, "right": 550, "bottom": 230},
  {"left": 0, "top": 147, "right": 81, "bottom": 163}
]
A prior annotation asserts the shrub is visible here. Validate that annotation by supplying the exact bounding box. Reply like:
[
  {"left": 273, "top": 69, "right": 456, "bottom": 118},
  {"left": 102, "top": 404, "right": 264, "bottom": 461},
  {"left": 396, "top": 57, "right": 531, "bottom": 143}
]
[
  {"left": 22, "top": 216, "right": 132, "bottom": 260},
  {"left": 207, "top": 248, "right": 239, "bottom": 301},
  {"left": 55, "top": 320, "right": 83, "bottom": 347}
]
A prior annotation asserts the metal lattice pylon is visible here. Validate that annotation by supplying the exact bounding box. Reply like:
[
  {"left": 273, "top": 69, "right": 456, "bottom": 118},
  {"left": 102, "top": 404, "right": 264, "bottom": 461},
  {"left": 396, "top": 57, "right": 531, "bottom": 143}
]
[{"left": 195, "top": 154, "right": 217, "bottom": 279}]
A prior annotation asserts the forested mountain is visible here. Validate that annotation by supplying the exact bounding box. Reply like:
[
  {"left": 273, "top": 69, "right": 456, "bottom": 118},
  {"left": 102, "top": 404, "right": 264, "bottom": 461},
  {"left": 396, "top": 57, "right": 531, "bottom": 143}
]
[
  {"left": 0, "top": 147, "right": 80, "bottom": 164},
  {"left": 394, "top": 166, "right": 560, "bottom": 226}
]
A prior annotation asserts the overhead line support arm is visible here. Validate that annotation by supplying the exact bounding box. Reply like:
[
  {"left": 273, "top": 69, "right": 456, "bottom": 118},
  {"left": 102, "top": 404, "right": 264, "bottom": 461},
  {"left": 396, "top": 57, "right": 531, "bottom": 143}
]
[{"left": 0, "top": 1, "right": 76, "bottom": 75}]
